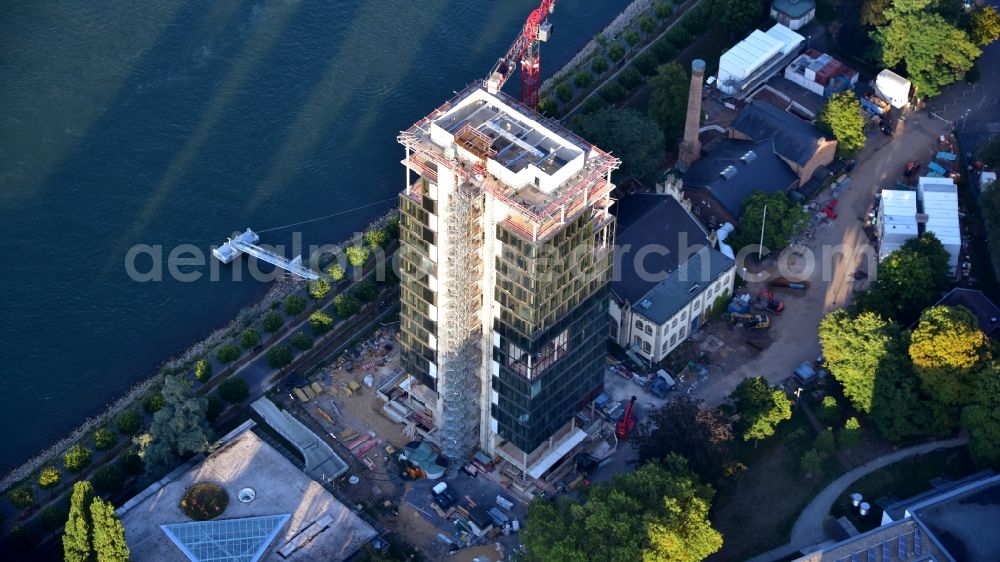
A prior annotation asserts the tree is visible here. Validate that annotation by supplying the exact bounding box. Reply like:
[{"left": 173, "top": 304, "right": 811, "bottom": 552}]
[
  {"left": 572, "top": 109, "right": 665, "bottom": 183},
  {"left": 639, "top": 15, "right": 656, "bottom": 34},
  {"left": 633, "top": 51, "right": 659, "bottom": 77},
  {"left": 240, "top": 328, "right": 261, "bottom": 350},
  {"left": 574, "top": 70, "right": 594, "bottom": 88},
  {"left": 556, "top": 82, "right": 574, "bottom": 103},
  {"left": 215, "top": 343, "right": 241, "bottom": 365},
  {"left": 307, "top": 279, "right": 331, "bottom": 301},
  {"left": 608, "top": 42, "right": 626, "bottom": 61},
  {"left": 365, "top": 228, "right": 389, "bottom": 248},
  {"left": 872, "top": 12, "right": 980, "bottom": 97},
  {"left": 618, "top": 66, "right": 643, "bottom": 91},
  {"left": 142, "top": 392, "right": 166, "bottom": 414},
  {"left": 655, "top": 1, "right": 673, "bottom": 19},
  {"left": 840, "top": 417, "right": 863, "bottom": 448},
  {"left": 728, "top": 191, "right": 809, "bottom": 255},
  {"left": 39, "top": 465, "right": 61, "bottom": 489},
  {"left": 591, "top": 56, "right": 610, "bottom": 74},
  {"left": 64, "top": 445, "right": 92, "bottom": 473},
  {"left": 980, "top": 134, "right": 1000, "bottom": 168},
  {"left": 310, "top": 310, "right": 335, "bottom": 335},
  {"left": 141, "top": 375, "right": 211, "bottom": 471},
  {"left": 94, "top": 426, "right": 117, "bottom": 451},
  {"left": 961, "top": 362, "right": 1000, "bottom": 467},
  {"left": 909, "top": 305, "right": 991, "bottom": 405},
  {"left": 10, "top": 526, "right": 40, "bottom": 554},
  {"left": 731, "top": 377, "right": 792, "bottom": 442},
  {"left": 334, "top": 293, "right": 361, "bottom": 317},
  {"left": 115, "top": 409, "right": 141, "bottom": 435},
  {"left": 291, "top": 331, "right": 313, "bottom": 351},
  {"left": 817, "top": 396, "right": 840, "bottom": 426},
  {"left": 194, "top": 358, "right": 212, "bottom": 383},
  {"left": 647, "top": 63, "right": 690, "bottom": 144},
  {"left": 206, "top": 394, "right": 225, "bottom": 422},
  {"left": 870, "top": 347, "right": 951, "bottom": 440},
  {"left": 819, "top": 310, "right": 904, "bottom": 413},
  {"left": 801, "top": 449, "right": 823, "bottom": 478},
  {"left": 971, "top": 6, "right": 1000, "bottom": 46},
  {"left": 624, "top": 29, "right": 641, "bottom": 46},
  {"left": 354, "top": 280, "right": 378, "bottom": 302},
  {"left": 715, "top": 0, "right": 764, "bottom": 34},
  {"left": 93, "top": 465, "right": 124, "bottom": 494},
  {"left": 326, "top": 263, "right": 346, "bottom": 282},
  {"left": 9, "top": 485, "right": 32, "bottom": 509},
  {"left": 853, "top": 233, "right": 951, "bottom": 324},
  {"left": 64, "top": 480, "right": 95, "bottom": 562},
  {"left": 817, "top": 91, "right": 866, "bottom": 156},
  {"left": 91, "top": 496, "right": 130, "bottom": 562},
  {"left": 267, "top": 345, "right": 293, "bottom": 369},
  {"left": 521, "top": 456, "right": 722, "bottom": 561},
  {"left": 262, "top": 310, "right": 284, "bottom": 333},
  {"left": 219, "top": 376, "right": 250, "bottom": 404},
  {"left": 599, "top": 82, "right": 627, "bottom": 104},
  {"left": 815, "top": 427, "right": 837, "bottom": 455},
  {"left": 346, "top": 245, "right": 370, "bottom": 267},
  {"left": 283, "top": 294, "right": 307, "bottom": 316},
  {"left": 860, "top": 0, "right": 891, "bottom": 26},
  {"left": 635, "top": 396, "right": 736, "bottom": 483},
  {"left": 118, "top": 448, "right": 144, "bottom": 476}
]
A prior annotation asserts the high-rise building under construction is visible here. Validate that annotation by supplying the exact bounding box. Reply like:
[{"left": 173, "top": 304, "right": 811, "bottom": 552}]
[{"left": 396, "top": 85, "right": 618, "bottom": 482}]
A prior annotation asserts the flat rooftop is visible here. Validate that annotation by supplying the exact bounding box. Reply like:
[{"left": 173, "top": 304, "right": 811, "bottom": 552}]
[
  {"left": 911, "top": 474, "right": 1000, "bottom": 561},
  {"left": 400, "top": 85, "right": 618, "bottom": 238},
  {"left": 119, "top": 426, "right": 376, "bottom": 562}
]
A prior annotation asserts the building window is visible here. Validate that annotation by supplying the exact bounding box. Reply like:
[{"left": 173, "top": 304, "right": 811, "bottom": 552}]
[
  {"left": 670, "top": 333, "right": 677, "bottom": 345},
  {"left": 642, "top": 341, "right": 651, "bottom": 353},
  {"left": 644, "top": 325, "right": 653, "bottom": 335},
  {"left": 672, "top": 318, "right": 678, "bottom": 328},
  {"left": 679, "top": 326, "right": 687, "bottom": 338},
  {"left": 610, "top": 322, "right": 619, "bottom": 339},
  {"left": 633, "top": 335, "right": 641, "bottom": 347},
  {"left": 681, "top": 312, "right": 687, "bottom": 321},
  {"left": 635, "top": 319, "right": 643, "bottom": 329}
]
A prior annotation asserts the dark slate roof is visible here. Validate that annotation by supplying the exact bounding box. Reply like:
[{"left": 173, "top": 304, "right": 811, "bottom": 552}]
[
  {"left": 935, "top": 288, "right": 1000, "bottom": 337},
  {"left": 611, "top": 193, "right": 711, "bottom": 305},
  {"left": 731, "top": 100, "right": 827, "bottom": 166},
  {"left": 911, "top": 474, "right": 1000, "bottom": 562},
  {"left": 635, "top": 249, "right": 735, "bottom": 324},
  {"left": 682, "top": 138, "right": 799, "bottom": 218},
  {"left": 772, "top": 0, "right": 816, "bottom": 17}
]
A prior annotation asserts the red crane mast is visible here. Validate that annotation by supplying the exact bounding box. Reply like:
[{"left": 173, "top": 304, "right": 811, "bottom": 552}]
[{"left": 486, "top": 0, "right": 556, "bottom": 109}]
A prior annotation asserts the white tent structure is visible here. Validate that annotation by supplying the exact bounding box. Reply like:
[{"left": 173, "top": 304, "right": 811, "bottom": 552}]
[
  {"left": 717, "top": 24, "right": 804, "bottom": 96},
  {"left": 875, "top": 69, "right": 911, "bottom": 108},
  {"left": 918, "top": 177, "right": 961, "bottom": 273},
  {"left": 878, "top": 190, "right": 919, "bottom": 261}
]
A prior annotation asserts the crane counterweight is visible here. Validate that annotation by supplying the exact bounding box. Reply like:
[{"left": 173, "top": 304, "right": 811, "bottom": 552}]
[{"left": 485, "top": 0, "right": 556, "bottom": 109}]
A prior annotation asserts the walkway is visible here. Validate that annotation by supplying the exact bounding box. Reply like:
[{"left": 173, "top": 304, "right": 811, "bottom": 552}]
[
  {"left": 562, "top": 0, "right": 702, "bottom": 117},
  {"left": 250, "top": 397, "right": 349, "bottom": 481},
  {"left": 745, "top": 436, "right": 968, "bottom": 562}
]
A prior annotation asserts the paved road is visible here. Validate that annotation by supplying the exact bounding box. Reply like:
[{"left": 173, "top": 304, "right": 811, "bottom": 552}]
[
  {"left": 745, "top": 436, "right": 968, "bottom": 562},
  {"left": 687, "top": 110, "right": 950, "bottom": 408}
]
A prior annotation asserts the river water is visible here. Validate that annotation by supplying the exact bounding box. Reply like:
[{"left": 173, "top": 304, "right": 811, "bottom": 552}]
[{"left": 0, "top": 0, "right": 626, "bottom": 473}]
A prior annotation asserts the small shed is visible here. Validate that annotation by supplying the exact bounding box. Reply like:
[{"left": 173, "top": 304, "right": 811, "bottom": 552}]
[{"left": 875, "top": 69, "right": 911, "bottom": 108}]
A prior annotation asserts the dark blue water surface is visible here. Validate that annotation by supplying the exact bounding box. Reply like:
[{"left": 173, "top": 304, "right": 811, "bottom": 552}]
[{"left": 0, "top": 0, "right": 626, "bottom": 472}]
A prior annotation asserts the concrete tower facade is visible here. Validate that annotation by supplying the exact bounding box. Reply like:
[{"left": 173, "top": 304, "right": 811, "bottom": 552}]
[
  {"left": 678, "top": 59, "right": 706, "bottom": 168},
  {"left": 397, "top": 86, "right": 618, "bottom": 485}
]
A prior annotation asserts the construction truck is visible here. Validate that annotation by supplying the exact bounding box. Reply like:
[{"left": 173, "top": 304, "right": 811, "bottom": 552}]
[
  {"left": 615, "top": 396, "right": 638, "bottom": 440},
  {"left": 724, "top": 312, "right": 770, "bottom": 329}
]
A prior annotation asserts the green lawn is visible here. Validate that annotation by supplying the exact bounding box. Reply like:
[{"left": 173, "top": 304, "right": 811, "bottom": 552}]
[
  {"left": 709, "top": 411, "right": 844, "bottom": 561},
  {"left": 829, "top": 446, "right": 976, "bottom": 532}
]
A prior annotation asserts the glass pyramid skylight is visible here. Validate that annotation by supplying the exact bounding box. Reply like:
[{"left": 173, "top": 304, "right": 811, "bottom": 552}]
[{"left": 161, "top": 513, "right": 290, "bottom": 562}]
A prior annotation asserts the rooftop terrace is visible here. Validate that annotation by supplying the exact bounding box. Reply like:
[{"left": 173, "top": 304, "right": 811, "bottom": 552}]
[{"left": 399, "top": 85, "right": 619, "bottom": 242}]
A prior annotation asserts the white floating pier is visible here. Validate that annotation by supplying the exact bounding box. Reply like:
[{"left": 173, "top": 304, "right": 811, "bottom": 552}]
[{"left": 214, "top": 228, "right": 319, "bottom": 280}]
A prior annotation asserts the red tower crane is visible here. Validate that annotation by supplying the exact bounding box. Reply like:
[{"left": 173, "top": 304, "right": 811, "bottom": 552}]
[{"left": 486, "top": 0, "right": 556, "bottom": 109}]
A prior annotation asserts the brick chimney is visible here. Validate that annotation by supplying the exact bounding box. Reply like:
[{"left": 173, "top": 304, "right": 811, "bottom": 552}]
[{"left": 678, "top": 59, "right": 706, "bottom": 169}]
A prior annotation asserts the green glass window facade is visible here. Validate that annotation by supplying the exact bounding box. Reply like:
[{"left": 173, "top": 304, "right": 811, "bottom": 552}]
[
  {"left": 398, "top": 191, "right": 438, "bottom": 390},
  {"left": 492, "top": 214, "right": 614, "bottom": 453}
]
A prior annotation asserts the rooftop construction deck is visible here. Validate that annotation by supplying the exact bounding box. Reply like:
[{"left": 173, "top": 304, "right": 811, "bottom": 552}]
[{"left": 399, "top": 85, "right": 619, "bottom": 242}]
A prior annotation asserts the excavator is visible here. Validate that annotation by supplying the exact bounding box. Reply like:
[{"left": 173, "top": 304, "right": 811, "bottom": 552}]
[{"left": 615, "top": 396, "right": 638, "bottom": 440}]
